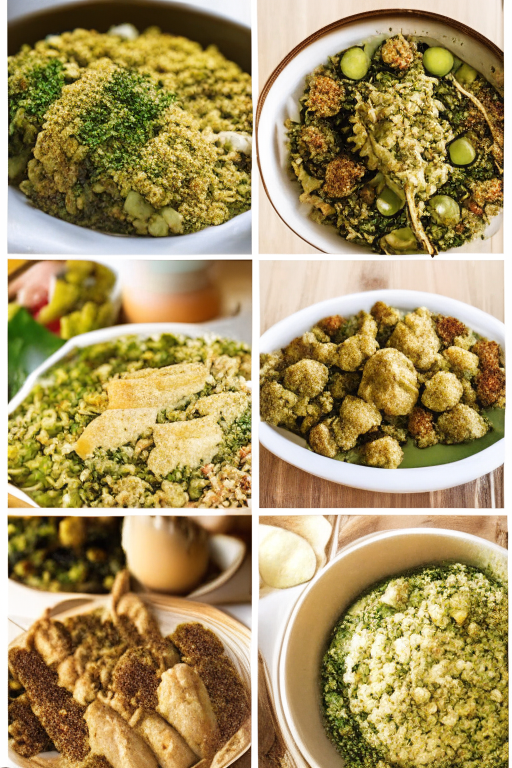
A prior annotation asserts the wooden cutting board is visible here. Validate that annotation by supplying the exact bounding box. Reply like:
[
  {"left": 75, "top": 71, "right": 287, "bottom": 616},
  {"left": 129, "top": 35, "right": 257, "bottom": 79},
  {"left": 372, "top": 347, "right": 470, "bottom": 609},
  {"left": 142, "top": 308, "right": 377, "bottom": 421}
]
[{"left": 258, "top": 514, "right": 507, "bottom": 768}]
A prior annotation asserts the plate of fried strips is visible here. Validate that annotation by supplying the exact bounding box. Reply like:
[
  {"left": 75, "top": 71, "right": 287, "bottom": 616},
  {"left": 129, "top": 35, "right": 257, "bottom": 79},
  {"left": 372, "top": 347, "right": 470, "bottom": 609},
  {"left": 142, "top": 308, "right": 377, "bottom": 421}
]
[{"left": 8, "top": 570, "right": 251, "bottom": 768}]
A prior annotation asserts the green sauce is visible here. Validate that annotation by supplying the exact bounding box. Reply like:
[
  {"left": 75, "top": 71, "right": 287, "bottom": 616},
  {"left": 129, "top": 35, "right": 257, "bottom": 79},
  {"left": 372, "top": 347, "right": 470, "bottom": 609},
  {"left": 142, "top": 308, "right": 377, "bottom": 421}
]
[
  {"left": 335, "top": 408, "right": 504, "bottom": 469},
  {"left": 399, "top": 407, "right": 504, "bottom": 468}
]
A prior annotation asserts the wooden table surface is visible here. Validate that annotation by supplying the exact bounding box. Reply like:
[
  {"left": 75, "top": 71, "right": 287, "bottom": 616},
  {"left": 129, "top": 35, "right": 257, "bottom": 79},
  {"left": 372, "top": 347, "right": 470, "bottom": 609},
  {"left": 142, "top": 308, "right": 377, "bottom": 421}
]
[
  {"left": 259, "top": 260, "right": 504, "bottom": 509},
  {"left": 257, "top": 0, "right": 504, "bottom": 255}
]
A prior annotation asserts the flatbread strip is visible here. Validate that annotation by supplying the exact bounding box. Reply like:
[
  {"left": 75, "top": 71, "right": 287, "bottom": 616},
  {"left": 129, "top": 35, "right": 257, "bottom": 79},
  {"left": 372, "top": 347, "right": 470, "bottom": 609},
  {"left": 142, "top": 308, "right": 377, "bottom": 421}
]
[
  {"left": 157, "top": 663, "right": 220, "bottom": 758},
  {"left": 85, "top": 698, "right": 159, "bottom": 768},
  {"left": 8, "top": 646, "right": 90, "bottom": 762},
  {"left": 8, "top": 694, "right": 52, "bottom": 758},
  {"left": 171, "top": 623, "right": 250, "bottom": 743}
]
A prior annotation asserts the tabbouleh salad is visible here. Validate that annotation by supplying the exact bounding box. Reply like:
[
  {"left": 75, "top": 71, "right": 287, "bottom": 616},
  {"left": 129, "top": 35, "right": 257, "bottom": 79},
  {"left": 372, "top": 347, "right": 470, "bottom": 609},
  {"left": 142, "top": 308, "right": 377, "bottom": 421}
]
[
  {"left": 8, "top": 25, "right": 252, "bottom": 236},
  {"left": 322, "top": 563, "right": 508, "bottom": 768},
  {"left": 8, "top": 333, "right": 251, "bottom": 508},
  {"left": 287, "top": 34, "right": 503, "bottom": 254}
]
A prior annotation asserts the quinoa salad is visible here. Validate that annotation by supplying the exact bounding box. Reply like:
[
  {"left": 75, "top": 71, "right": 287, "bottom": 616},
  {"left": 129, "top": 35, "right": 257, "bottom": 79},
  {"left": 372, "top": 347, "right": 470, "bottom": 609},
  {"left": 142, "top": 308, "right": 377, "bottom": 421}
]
[
  {"left": 287, "top": 34, "right": 503, "bottom": 254},
  {"left": 8, "top": 333, "right": 251, "bottom": 508},
  {"left": 322, "top": 563, "right": 508, "bottom": 768},
  {"left": 8, "top": 25, "right": 252, "bottom": 236},
  {"left": 260, "top": 301, "right": 505, "bottom": 469}
]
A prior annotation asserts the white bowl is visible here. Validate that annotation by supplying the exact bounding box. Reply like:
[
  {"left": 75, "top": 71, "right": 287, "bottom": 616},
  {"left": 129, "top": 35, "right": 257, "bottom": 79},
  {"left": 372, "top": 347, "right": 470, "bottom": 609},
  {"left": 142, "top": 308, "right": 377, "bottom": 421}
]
[
  {"left": 259, "top": 289, "right": 505, "bottom": 494},
  {"left": 8, "top": 315, "right": 251, "bottom": 507},
  {"left": 279, "top": 528, "right": 508, "bottom": 768},
  {"left": 257, "top": 10, "right": 503, "bottom": 256},
  {"left": 8, "top": 0, "right": 252, "bottom": 255}
]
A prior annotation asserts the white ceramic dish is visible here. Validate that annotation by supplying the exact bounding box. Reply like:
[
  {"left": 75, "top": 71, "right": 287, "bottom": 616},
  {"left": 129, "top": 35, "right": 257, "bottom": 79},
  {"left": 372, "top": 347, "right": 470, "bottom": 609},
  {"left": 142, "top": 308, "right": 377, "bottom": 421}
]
[
  {"left": 8, "top": 315, "right": 251, "bottom": 508},
  {"left": 260, "top": 289, "right": 505, "bottom": 494},
  {"left": 8, "top": 0, "right": 252, "bottom": 255},
  {"left": 278, "top": 528, "right": 508, "bottom": 768},
  {"left": 257, "top": 10, "right": 503, "bottom": 256}
]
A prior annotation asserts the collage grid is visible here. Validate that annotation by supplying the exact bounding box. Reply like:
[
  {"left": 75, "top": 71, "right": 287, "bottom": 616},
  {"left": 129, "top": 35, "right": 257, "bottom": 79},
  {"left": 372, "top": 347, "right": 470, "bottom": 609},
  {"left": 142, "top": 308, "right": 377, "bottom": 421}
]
[{"left": 4, "top": 1, "right": 509, "bottom": 767}]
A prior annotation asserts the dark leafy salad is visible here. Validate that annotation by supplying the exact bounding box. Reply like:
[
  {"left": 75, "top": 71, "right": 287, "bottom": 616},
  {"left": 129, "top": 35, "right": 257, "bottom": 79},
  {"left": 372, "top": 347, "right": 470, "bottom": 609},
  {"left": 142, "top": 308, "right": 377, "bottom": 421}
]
[
  {"left": 8, "top": 516, "right": 124, "bottom": 593},
  {"left": 287, "top": 34, "right": 503, "bottom": 254}
]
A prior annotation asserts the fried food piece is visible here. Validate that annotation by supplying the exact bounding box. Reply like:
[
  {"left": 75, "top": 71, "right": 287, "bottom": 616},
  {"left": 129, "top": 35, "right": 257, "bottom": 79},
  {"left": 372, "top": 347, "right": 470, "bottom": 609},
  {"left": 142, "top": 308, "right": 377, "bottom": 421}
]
[
  {"left": 387, "top": 308, "right": 440, "bottom": 371},
  {"left": 408, "top": 407, "right": 438, "bottom": 448},
  {"left": 380, "top": 34, "right": 415, "bottom": 71},
  {"left": 472, "top": 340, "right": 502, "bottom": 371},
  {"left": 437, "top": 404, "right": 489, "bottom": 444},
  {"left": 112, "top": 648, "right": 159, "bottom": 710},
  {"left": 475, "top": 368, "right": 506, "bottom": 407},
  {"left": 282, "top": 331, "right": 337, "bottom": 366},
  {"left": 171, "top": 623, "right": 250, "bottom": 743},
  {"left": 306, "top": 75, "right": 344, "bottom": 117},
  {"left": 337, "top": 334, "right": 379, "bottom": 372},
  {"left": 328, "top": 372, "right": 361, "bottom": 399},
  {"left": 136, "top": 712, "right": 197, "bottom": 768},
  {"left": 282, "top": 359, "right": 329, "bottom": 398},
  {"left": 421, "top": 372, "right": 463, "bottom": 412},
  {"left": 111, "top": 572, "right": 179, "bottom": 670},
  {"left": 332, "top": 395, "right": 382, "bottom": 451},
  {"left": 317, "top": 315, "right": 346, "bottom": 337},
  {"left": 363, "top": 436, "right": 404, "bottom": 469},
  {"left": 308, "top": 422, "right": 338, "bottom": 458},
  {"left": 8, "top": 646, "right": 90, "bottom": 761},
  {"left": 358, "top": 348, "right": 419, "bottom": 416},
  {"left": 260, "top": 381, "right": 298, "bottom": 428},
  {"left": 323, "top": 155, "right": 366, "bottom": 199},
  {"left": 442, "top": 346, "right": 480, "bottom": 378},
  {"left": 85, "top": 699, "right": 159, "bottom": 768},
  {"left": 371, "top": 301, "right": 400, "bottom": 329},
  {"left": 8, "top": 694, "right": 52, "bottom": 758},
  {"left": 26, "top": 614, "right": 73, "bottom": 668},
  {"left": 157, "top": 663, "right": 220, "bottom": 758},
  {"left": 435, "top": 316, "right": 467, "bottom": 347}
]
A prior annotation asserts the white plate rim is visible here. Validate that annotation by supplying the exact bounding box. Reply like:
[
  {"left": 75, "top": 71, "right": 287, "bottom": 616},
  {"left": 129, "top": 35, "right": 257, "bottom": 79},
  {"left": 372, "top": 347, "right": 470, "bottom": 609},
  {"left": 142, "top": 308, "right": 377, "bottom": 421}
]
[{"left": 259, "top": 288, "right": 505, "bottom": 494}]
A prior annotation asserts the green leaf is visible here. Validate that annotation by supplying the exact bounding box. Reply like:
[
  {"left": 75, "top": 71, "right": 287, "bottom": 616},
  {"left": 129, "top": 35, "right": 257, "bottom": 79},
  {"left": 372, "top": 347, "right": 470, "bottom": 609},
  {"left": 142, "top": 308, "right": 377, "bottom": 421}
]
[{"left": 8, "top": 308, "right": 66, "bottom": 400}]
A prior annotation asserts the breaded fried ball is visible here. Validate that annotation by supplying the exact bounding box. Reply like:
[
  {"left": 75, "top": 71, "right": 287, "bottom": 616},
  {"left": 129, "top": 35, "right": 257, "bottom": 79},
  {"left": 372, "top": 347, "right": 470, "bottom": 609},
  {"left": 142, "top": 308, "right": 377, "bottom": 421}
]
[
  {"left": 323, "top": 154, "right": 366, "bottom": 198},
  {"left": 306, "top": 75, "right": 344, "bottom": 117},
  {"left": 408, "top": 407, "right": 438, "bottom": 448},
  {"left": 387, "top": 307, "right": 440, "bottom": 371},
  {"left": 260, "top": 381, "right": 298, "bottom": 426},
  {"left": 472, "top": 339, "right": 501, "bottom": 371},
  {"left": 371, "top": 301, "right": 401, "bottom": 328},
  {"left": 380, "top": 34, "right": 415, "bottom": 71},
  {"left": 332, "top": 395, "right": 382, "bottom": 451},
  {"left": 317, "top": 314, "right": 346, "bottom": 337},
  {"left": 358, "top": 348, "right": 419, "bottom": 416},
  {"left": 329, "top": 372, "right": 361, "bottom": 399},
  {"left": 442, "top": 346, "right": 480, "bottom": 378},
  {"left": 437, "top": 404, "right": 489, "bottom": 444},
  {"left": 475, "top": 368, "right": 506, "bottom": 407},
  {"left": 421, "top": 372, "right": 463, "bottom": 412},
  {"left": 435, "top": 316, "right": 467, "bottom": 347},
  {"left": 337, "top": 333, "right": 379, "bottom": 372},
  {"left": 309, "top": 422, "right": 338, "bottom": 458},
  {"left": 363, "top": 436, "right": 404, "bottom": 469},
  {"left": 283, "top": 359, "right": 329, "bottom": 398}
]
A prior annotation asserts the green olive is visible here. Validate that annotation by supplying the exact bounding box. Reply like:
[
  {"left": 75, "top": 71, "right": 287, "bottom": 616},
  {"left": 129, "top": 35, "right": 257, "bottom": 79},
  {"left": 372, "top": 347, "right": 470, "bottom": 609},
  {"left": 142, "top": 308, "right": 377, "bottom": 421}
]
[
  {"left": 376, "top": 187, "right": 404, "bottom": 217},
  {"left": 383, "top": 227, "right": 417, "bottom": 252},
  {"left": 423, "top": 47, "right": 454, "bottom": 77},
  {"left": 429, "top": 195, "right": 461, "bottom": 226},
  {"left": 449, "top": 137, "right": 476, "bottom": 166},
  {"left": 456, "top": 63, "right": 478, "bottom": 86},
  {"left": 340, "top": 47, "right": 370, "bottom": 80}
]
